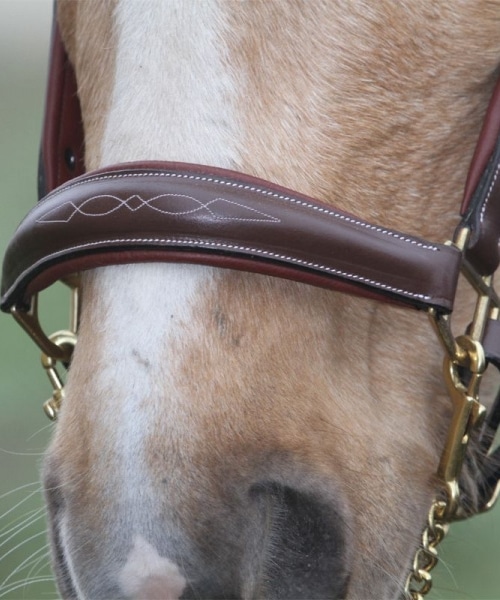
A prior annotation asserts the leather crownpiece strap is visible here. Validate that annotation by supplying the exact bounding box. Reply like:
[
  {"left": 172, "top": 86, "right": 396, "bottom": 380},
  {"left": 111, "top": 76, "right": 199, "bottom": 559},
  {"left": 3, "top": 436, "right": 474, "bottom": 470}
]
[{"left": 1, "top": 162, "right": 462, "bottom": 313}]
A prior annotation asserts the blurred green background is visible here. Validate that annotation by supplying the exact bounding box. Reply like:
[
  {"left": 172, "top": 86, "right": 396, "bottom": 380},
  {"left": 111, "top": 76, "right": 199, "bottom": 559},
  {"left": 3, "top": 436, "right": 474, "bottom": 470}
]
[
  {"left": 0, "top": 1, "right": 499, "bottom": 598},
  {"left": 1, "top": 1, "right": 60, "bottom": 598}
]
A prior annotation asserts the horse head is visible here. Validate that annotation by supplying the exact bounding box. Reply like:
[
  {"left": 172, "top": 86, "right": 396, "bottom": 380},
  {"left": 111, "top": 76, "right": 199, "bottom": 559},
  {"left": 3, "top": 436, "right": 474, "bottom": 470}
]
[{"left": 3, "top": 1, "right": 500, "bottom": 598}]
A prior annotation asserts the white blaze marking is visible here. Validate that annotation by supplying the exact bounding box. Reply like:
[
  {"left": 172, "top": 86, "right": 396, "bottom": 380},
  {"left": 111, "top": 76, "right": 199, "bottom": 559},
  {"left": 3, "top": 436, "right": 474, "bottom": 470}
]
[
  {"left": 90, "top": 262, "right": 213, "bottom": 506},
  {"left": 119, "top": 535, "right": 186, "bottom": 599},
  {"left": 92, "top": 0, "right": 242, "bottom": 520},
  {"left": 101, "top": 0, "right": 241, "bottom": 166}
]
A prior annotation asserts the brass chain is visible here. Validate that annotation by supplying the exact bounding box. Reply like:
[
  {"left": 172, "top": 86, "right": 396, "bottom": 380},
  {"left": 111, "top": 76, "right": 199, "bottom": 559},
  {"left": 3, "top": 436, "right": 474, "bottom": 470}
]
[
  {"left": 403, "top": 342, "right": 484, "bottom": 600},
  {"left": 404, "top": 500, "right": 448, "bottom": 599}
]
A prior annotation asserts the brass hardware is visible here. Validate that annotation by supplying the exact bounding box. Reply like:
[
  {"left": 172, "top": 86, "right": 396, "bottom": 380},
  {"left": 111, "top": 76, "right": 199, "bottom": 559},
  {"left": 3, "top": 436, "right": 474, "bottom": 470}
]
[
  {"left": 10, "top": 280, "right": 80, "bottom": 419},
  {"left": 10, "top": 278, "right": 80, "bottom": 362},
  {"left": 430, "top": 228, "right": 499, "bottom": 364},
  {"left": 428, "top": 310, "right": 468, "bottom": 365},
  {"left": 404, "top": 334, "right": 486, "bottom": 599},
  {"left": 12, "top": 296, "right": 72, "bottom": 362},
  {"left": 452, "top": 226, "right": 470, "bottom": 253},
  {"left": 438, "top": 348, "right": 486, "bottom": 519},
  {"left": 405, "top": 500, "right": 448, "bottom": 599},
  {"left": 408, "top": 226, "right": 500, "bottom": 598},
  {"left": 41, "top": 330, "right": 77, "bottom": 421}
]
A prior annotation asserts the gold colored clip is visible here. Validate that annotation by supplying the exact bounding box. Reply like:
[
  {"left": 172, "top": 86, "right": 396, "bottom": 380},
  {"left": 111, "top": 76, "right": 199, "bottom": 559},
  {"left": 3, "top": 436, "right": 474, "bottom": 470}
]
[
  {"left": 10, "top": 278, "right": 80, "bottom": 419},
  {"left": 41, "top": 330, "right": 78, "bottom": 421},
  {"left": 10, "top": 278, "right": 80, "bottom": 362}
]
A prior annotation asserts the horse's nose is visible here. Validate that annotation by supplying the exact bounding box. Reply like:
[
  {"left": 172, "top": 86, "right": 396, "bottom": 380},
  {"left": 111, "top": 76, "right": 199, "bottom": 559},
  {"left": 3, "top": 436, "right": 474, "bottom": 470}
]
[
  {"left": 46, "top": 450, "right": 351, "bottom": 599},
  {"left": 116, "top": 479, "right": 350, "bottom": 600}
]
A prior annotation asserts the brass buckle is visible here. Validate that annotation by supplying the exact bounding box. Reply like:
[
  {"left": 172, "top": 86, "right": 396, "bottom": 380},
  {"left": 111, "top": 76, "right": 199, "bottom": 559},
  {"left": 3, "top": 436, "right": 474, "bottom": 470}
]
[
  {"left": 11, "top": 276, "right": 79, "bottom": 362},
  {"left": 438, "top": 339, "right": 486, "bottom": 520}
]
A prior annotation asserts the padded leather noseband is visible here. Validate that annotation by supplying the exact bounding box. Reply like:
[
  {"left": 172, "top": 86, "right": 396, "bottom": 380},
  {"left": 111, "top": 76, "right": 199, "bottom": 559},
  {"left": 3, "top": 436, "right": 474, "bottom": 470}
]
[{"left": 0, "top": 161, "right": 462, "bottom": 312}]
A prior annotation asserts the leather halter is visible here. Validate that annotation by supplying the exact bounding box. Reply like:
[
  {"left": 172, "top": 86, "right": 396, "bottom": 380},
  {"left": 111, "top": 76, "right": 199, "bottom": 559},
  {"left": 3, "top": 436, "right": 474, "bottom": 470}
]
[
  {"left": 1, "top": 19, "right": 500, "bottom": 314},
  {"left": 2, "top": 23, "right": 500, "bottom": 314},
  {"left": 1, "top": 6, "right": 500, "bottom": 581},
  {"left": 1, "top": 19, "right": 500, "bottom": 313}
]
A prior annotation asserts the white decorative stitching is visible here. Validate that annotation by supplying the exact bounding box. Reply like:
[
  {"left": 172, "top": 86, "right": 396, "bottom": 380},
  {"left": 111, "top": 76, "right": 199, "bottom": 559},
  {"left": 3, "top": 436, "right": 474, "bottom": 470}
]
[
  {"left": 36, "top": 193, "right": 279, "bottom": 224},
  {"left": 9, "top": 236, "right": 432, "bottom": 302},
  {"left": 480, "top": 161, "right": 500, "bottom": 224},
  {"left": 36, "top": 169, "right": 439, "bottom": 251}
]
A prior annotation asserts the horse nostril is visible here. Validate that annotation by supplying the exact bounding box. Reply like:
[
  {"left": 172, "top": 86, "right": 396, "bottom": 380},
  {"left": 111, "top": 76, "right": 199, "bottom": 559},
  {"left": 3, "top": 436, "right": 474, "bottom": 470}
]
[{"left": 248, "top": 482, "right": 350, "bottom": 599}]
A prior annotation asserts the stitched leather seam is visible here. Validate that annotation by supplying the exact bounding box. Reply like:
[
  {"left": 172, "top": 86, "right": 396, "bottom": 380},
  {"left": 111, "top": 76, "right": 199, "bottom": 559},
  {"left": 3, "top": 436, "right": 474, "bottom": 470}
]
[
  {"left": 37, "top": 171, "right": 440, "bottom": 251},
  {"left": 7, "top": 236, "right": 432, "bottom": 301}
]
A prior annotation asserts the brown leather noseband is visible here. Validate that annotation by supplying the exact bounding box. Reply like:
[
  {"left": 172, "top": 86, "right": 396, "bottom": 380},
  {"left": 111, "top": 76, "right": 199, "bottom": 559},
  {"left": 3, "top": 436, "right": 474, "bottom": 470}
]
[{"left": 1, "top": 161, "right": 463, "bottom": 314}]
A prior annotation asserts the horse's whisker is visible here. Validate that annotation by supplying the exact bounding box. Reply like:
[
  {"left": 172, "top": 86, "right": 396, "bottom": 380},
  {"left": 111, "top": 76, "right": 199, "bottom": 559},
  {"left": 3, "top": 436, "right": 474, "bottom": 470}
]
[
  {"left": 0, "top": 482, "right": 41, "bottom": 502},
  {"left": 26, "top": 423, "right": 55, "bottom": 442},
  {"left": 0, "top": 530, "right": 47, "bottom": 565},
  {"left": 1, "top": 545, "right": 50, "bottom": 587},
  {"left": 0, "top": 577, "right": 55, "bottom": 599},
  {"left": 0, "top": 508, "right": 45, "bottom": 545},
  {"left": 0, "top": 491, "right": 42, "bottom": 524},
  {"left": 0, "top": 447, "right": 46, "bottom": 457}
]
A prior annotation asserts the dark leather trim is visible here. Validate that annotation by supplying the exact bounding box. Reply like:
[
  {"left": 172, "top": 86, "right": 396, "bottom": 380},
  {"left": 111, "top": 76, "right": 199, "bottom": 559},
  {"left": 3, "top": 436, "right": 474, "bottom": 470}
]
[
  {"left": 483, "top": 318, "right": 500, "bottom": 369},
  {"left": 461, "top": 135, "right": 500, "bottom": 275},
  {"left": 38, "top": 15, "right": 85, "bottom": 198},
  {"left": 462, "top": 76, "right": 500, "bottom": 215},
  {"left": 1, "top": 162, "right": 461, "bottom": 313}
]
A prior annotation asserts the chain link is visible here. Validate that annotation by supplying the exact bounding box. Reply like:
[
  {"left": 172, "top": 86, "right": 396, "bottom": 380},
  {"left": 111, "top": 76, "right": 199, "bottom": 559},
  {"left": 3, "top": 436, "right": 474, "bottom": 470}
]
[{"left": 404, "top": 500, "right": 449, "bottom": 599}]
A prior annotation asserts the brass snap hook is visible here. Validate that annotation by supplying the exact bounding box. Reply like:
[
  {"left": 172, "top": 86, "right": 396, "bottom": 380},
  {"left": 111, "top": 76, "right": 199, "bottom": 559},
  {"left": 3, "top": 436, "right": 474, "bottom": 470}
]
[{"left": 41, "top": 330, "right": 77, "bottom": 421}]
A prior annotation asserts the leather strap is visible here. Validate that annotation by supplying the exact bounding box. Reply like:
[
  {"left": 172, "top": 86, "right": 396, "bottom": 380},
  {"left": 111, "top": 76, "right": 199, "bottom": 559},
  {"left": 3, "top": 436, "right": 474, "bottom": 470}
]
[
  {"left": 460, "top": 77, "right": 500, "bottom": 275},
  {"left": 461, "top": 134, "right": 500, "bottom": 275},
  {"left": 38, "top": 14, "right": 85, "bottom": 198},
  {"left": 483, "top": 318, "right": 500, "bottom": 368},
  {"left": 32, "top": 7, "right": 500, "bottom": 288},
  {"left": 0, "top": 162, "right": 461, "bottom": 313},
  {"left": 462, "top": 77, "right": 500, "bottom": 215}
]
